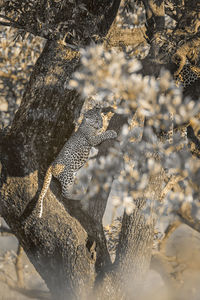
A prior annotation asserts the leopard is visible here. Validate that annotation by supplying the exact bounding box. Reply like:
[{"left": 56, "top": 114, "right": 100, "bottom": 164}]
[
  {"left": 175, "top": 64, "right": 200, "bottom": 88},
  {"left": 38, "top": 107, "right": 117, "bottom": 218},
  {"left": 172, "top": 36, "right": 200, "bottom": 76}
]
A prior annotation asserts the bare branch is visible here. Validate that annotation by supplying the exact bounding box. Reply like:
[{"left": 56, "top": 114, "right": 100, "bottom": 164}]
[
  {"left": 0, "top": 226, "right": 13, "bottom": 235},
  {"left": 15, "top": 244, "right": 24, "bottom": 288},
  {"left": 158, "top": 220, "right": 181, "bottom": 253},
  {"left": 178, "top": 202, "right": 200, "bottom": 233},
  {"left": 0, "top": 21, "right": 22, "bottom": 30},
  {"left": 0, "top": 14, "right": 23, "bottom": 30}
]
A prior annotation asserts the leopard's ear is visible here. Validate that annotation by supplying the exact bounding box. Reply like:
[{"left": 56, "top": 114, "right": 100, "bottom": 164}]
[
  {"left": 95, "top": 104, "right": 102, "bottom": 111},
  {"left": 84, "top": 106, "right": 101, "bottom": 118},
  {"left": 95, "top": 103, "right": 102, "bottom": 110}
]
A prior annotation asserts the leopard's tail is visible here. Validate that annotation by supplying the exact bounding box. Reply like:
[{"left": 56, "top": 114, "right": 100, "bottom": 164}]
[{"left": 38, "top": 165, "right": 52, "bottom": 218}]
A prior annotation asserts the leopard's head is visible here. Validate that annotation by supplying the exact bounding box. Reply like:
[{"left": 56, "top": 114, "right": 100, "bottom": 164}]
[{"left": 84, "top": 107, "right": 103, "bottom": 129}]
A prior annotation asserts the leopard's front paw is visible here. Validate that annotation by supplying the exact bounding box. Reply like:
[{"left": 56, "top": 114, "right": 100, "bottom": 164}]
[{"left": 106, "top": 130, "right": 117, "bottom": 139}]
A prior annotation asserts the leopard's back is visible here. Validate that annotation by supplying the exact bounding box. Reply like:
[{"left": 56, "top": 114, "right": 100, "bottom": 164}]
[{"left": 53, "top": 132, "right": 92, "bottom": 174}]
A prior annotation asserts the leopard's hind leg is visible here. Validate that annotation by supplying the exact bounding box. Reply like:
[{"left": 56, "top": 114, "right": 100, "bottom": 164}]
[{"left": 57, "top": 169, "right": 76, "bottom": 199}]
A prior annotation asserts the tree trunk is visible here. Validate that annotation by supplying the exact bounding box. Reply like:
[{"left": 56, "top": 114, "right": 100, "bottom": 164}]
[
  {"left": 0, "top": 1, "right": 168, "bottom": 299},
  {"left": 93, "top": 169, "right": 166, "bottom": 300},
  {"left": 0, "top": 1, "right": 122, "bottom": 297},
  {"left": 0, "top": 40, "right": 94, "bottom": 299}
]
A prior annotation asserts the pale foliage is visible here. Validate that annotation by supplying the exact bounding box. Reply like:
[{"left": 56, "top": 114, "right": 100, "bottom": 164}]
[{"left": 70, "top": 44, "right": 200, "bottom": 226}]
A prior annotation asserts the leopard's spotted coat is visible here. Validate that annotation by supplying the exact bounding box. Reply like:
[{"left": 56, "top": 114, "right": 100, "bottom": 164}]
[{"left": 38, "top": 107, "right": 117, "bottom": 217}]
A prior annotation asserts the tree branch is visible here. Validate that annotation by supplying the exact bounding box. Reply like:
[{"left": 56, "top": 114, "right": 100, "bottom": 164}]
[
  {"left": 88, "top": 113, "right": 128, "bottom": 224},
  {"left": 15, "top": 244, "right": 24, "bottom": 288},
  {"left": 0, "top": 14, "right": 26, "bottom": 30},
  {"left": 178, "top": 202, "right": 200, "bottom": 233},
  {"left": 0, "top": 21, "right": 22, "bottom": 29},
  {"left": 0, "top": 1, "right": 122, "bottom": 41},
  {"left": 0, "top": 226, "right": 13, "bottom": 235}
]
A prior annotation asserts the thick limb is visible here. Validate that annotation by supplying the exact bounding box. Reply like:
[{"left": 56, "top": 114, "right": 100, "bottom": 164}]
[{"left": 141, "top": 0, "right": 165, "bottom": 41}]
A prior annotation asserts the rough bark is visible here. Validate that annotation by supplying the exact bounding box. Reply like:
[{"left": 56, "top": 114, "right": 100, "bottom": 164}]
[
  {"left": 0, "top": 1, "right": 122, "bottom": 299},
  {"left": 94, "top": 169, "right": 166, "bottom": 300},
  {"left": 141, "top": 0, "right": 165, "bottom": 41},
  {"left": 0, "top": 40, "right": 94, "bottom": 300},
  {"left": 0, "top": 0, "right": 122, "bottom": 41}
]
